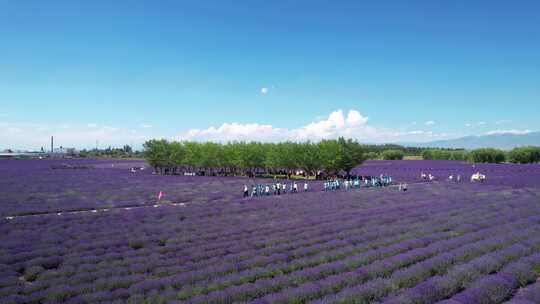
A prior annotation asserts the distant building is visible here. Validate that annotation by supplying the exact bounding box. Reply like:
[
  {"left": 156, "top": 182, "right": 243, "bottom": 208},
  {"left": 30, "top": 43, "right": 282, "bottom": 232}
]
[
  {"left": 0, "top": 151, "right": 46, "bottom": 159},
  {"left": 0, "top": 146, "right": 79, "bottom": 159},
  {"left": 52, "top": 146, "right": 79, "bottom": 158}
]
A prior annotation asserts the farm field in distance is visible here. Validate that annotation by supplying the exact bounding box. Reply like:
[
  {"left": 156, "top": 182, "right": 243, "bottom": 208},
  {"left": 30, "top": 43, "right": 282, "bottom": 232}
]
[{"left": 1, "top": 159, "right": 540, "bottom": 303}]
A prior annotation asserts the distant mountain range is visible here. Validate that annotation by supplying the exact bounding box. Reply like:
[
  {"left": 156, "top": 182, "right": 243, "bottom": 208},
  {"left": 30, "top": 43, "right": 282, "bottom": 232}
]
[{"left": 404, "top": 132, "right": 540, "bottom": 150}]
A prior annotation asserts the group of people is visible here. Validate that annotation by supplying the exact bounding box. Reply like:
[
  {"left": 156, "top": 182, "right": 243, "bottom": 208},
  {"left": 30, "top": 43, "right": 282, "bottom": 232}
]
[
  {"left": 244, "top": 181, "right": 309, "bottom": 198},
  {"left": 322, "top": 175, "right": 393, "bottom": 192},
  {"left": 421, "top": 171, "right": 486, "bottom": 183},
  {"left": 420, "top": 172, "right": 438, "bottom": 181},
  {"left": 447, "top": 174, "right": 462, "bottom": 182},
  {"left": 244, "top": 174, "right": 401, "bottom": 198},
  {"left": 242, "top": 168, "right": 491, "bottom": 198}
]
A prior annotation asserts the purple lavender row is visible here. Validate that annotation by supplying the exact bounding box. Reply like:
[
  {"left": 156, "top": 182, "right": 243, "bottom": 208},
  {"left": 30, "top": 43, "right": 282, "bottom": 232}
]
[
  {"left": 7, "top": 196, "right": 498, "bottom": 302},
  {"left": 3, "top": 217, "right": 536, "bottom": 302},
  {"left": 21, "top": 196, "right": 452, "bottom": 286},
  {"left": 1, "top": 176, "right": 537, "bottom": 303},
  {"left": 0, "top": 195, "right": 396, "bottom": 268},
  {"left": 46, "top": 203, "right": 472, "bottom": 300},
  {"left": 4, "top": 191, "right": 486, "bottom": 290},
  {"left": 253, "top": 217, "right": 540, "bottom": 304},
  {"left": 163, "top": 196, "right": 502, "bottom": 296},
  {"left": 13, "top": 184, "right": 433, "bottom": 254},
  {"left": 318, "top": 222, "right": 540, "bottom": 304},
  {"left": 149, "top": 197, "right": 474, "bottom": 280},
  {"left": 0, "top": 194, "right": 458, "bottom": 284},
  {"left": 9, "top": 192, "right": 520, "bottom": 300},
  {"left": 443, "top": 253, "right": 540, "bottom": 304},
  {"left": 169, "top": 190, "right": 536, "bottom": 268},
  {"left": 382, "top": 234, "right": 540, "bottom": 304},
  {"left": 504, "top": 269, "right": 540, "bottom": 304},
  {"left": 188, "top": 209, "right": 534, "bottom": 303},
  {"left": 2, "top": 159, "right": 540, "bottom": 215},
  {"left": 173, "top": 198, "right": 452, "bottom": 270},
  {"left": 1, "top": 192, "right": 520, "bottom": 278}
]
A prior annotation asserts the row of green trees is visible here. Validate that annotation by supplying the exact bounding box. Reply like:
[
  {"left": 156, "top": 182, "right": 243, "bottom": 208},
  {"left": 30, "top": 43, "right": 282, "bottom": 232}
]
[
  {"left": 422, "top": 149, "right": 471, "bottom": 161},
  {"left": 143, "top": 138, "right": 365, "bottom": 178},
  {"left": 508, "top": 146, "right": 540, "bottom": 164},
  {"left": 364, "top": 146, "right": 465, "bottom": 160},
  {"left": 422, "top": 146, "right": 540, "bottom": 164}
]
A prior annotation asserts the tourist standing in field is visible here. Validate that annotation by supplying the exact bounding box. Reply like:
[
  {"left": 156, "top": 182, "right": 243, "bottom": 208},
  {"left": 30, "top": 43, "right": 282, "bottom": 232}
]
[
  {"left": 251, "top": 185, "right": 257, "bottom": 197},
  {"left": 243, "top": 185, "right": 249, "bottom": 198}
]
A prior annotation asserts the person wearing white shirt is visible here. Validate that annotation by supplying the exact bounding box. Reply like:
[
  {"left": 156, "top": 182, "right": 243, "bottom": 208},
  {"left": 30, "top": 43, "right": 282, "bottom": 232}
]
[{"left": 243, "top": 185, "right": 249, "bottom": 198}]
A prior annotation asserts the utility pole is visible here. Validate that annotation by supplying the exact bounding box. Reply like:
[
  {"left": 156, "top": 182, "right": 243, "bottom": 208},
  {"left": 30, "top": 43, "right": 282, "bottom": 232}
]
[{"left": 51, "top": 136, "right": 54, "bottom": 153}]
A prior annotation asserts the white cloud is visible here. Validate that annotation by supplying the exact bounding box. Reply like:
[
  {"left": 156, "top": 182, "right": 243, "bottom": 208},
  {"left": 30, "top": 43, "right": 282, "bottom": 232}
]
[
  {"left": 477, "top": 121, "right": 486, "bottom": 126},
  {"left": 465, "top": 123, "right": 472, "bottom": 127},
  {"left": 485, "top": 129, "right": 531, "bottom": 135},
  {"left": 184, "top": 122, "right": 282, "bottom": 142},
  {"left": 424, "top": 121, "right": 435, "bottom": 126},
  {"left": 87, "top": 123, "right": 98, "bottom": 128},
  {"left": 140, "top": 124, "right": 153, "bottom": 129},
  {"left": 260, "top": 87, "right": 268, "bottom": 95},
  {"left": 180, "top": 109, "right": 449, "bottom": 143},
  {"left": 293, "top": 110, "right": 372, "bottom": 140}
]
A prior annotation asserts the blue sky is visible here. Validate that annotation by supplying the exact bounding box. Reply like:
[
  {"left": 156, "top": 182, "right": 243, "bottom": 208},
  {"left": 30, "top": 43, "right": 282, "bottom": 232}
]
[{"left": 1, "top": 0, "right": 539, "bottom": 149}]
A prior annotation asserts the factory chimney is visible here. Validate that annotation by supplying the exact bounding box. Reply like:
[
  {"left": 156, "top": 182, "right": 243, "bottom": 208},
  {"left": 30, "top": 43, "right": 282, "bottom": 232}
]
[{"left": 51, "top": 136, "right": 54, "bottom": 153}]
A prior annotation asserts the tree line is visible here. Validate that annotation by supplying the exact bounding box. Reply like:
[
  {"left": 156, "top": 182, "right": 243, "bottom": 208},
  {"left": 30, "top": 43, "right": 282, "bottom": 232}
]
[
  {"left": 422, "top": 146, "right": 540, "bottom": 164},
  {"left": 143, "top": 138, "right": 365, "bottom": 178},
  {"left": 362, "top": 145, "right": 464, "bottom": 160},
  {"left": 143, "top": 138, "right": 540, "bottom": 177}
]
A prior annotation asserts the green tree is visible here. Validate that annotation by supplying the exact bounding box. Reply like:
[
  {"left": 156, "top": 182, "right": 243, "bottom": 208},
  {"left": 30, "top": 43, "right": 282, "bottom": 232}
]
[
  {"left": 508, "top": 146, "right": 540, "bottom": 164},
  {"left": 318, "top": 139, "right": 341, "bottom": 176},
  {"left": 143, "top": 139, "right": 170, "bottom": 173},
  {"left": 381, "top": 149, "right": 404, "bottom": 160},
  {"left": 297, "top": 142, "right": 322, "bottom": 177},
  {"left": 469, "top": 148, "right": 506, "bottom": 163},
  {"left": 338, "top": 137, "right": 365, "bottom": 175},
  {"left": 364, "top": 152, "right": 380, "bottom": 160}
]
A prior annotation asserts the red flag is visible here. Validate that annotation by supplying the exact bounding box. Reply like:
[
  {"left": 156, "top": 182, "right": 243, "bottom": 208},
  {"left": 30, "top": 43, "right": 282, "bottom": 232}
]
[{"left": 158, "top": 191, "right": 164, "bottom": 201}]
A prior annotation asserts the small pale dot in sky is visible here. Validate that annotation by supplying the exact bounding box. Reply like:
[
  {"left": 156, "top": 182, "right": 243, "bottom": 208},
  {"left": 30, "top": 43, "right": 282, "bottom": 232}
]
[{"left": 260, "top": 87, "right": 268, "bottom": 95}]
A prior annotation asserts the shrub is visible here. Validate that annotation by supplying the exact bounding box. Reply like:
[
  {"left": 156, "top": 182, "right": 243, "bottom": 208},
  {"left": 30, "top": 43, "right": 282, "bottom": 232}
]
[
  {"left": 364, "top": 152, "right": 380, "bottom": 160},
  {"left": 509, "top": 146, "right": 540, "bottom": 164},
  {"left": 469, "top": 148, "right": 506, "bottom": 163},
  {"left": 381, "top": 150, "right": 404, "bottom": 160},
  {"left": 421, "top": 149, "right": 468, "bottom": 160}
]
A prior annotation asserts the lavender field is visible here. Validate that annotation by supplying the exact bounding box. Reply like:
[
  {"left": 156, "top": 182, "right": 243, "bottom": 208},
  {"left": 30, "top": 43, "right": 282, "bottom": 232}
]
[{"left": 1, "top": 159, "right": 540, "bottom": 303}]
